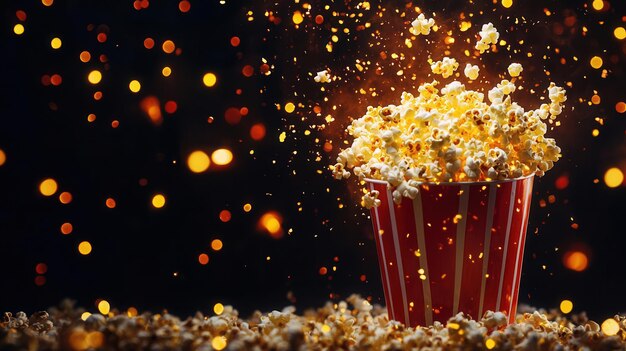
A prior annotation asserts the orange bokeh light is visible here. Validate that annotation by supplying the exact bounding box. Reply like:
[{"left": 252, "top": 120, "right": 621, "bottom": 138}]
[
  {"left": 198, "top": 253, "right": 209, "bottom": 265},
  {"left": 250, "top": 123, "right": 266, "bottom": 141},
  {"left": 178, "top": 0, "right": 190, "bottom": 13},
  {"left": 555, "top": 175, "right": 569, "bottom": 190},
  {"left": 144, "top": 37, "right": 154, "bottom": 49},
  {"left": 563, "top": 251, "right": 589, "bottom": 272},
  {"left": 35, "top": 263, "right": 48, "bottom": 275},
  {"left": 140, "top": 96, "right": 163, "bottom": 125},
  {"left": 59, "top": 191, "right": 73, "bottom": 204},
  {"left": 230, "top": 36, "right": 240, "bottom": 47},
  {"left": 164, "top": 100, "right": 178, "bottom": 114},
  {"left": 162, "top": 40, "right": 175, "bottom": 54},
  {"left": 258, "top": 212, "right": 283, "bottom": 238},
  {"left": 219, "top": 210, "right": 231, "bottom": 222},
  {"left": 105, "top": 198, "right": 116, "bottom": 209},
  {"left": 61, "top": 222, "right": 73, "bottom": 235}
]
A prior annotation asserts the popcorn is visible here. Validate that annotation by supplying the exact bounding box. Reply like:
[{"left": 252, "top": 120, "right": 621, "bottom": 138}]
[
  {"left": 464, "top": 64, "right": 480, "bottom": 80},
  {"left": 508, "top": 63, "right": 523, "bottom": 77},
  {"left": 475, "top": 22, "right": 499, "bottom": 53},
  {"left": 314, "top": 69, "right": 331, "bottom": 83},
  {"left": 363, "top": 189, "right": 381, "bottom": 209},
  {"left": 333, "top": 76, "right": 566, "bottom": 205},
  {"left": 431, "top": 57, "right": 459, "bottom": 78},
  {"left": 410, "top": 14, "right": 435, "bottom": 35}
]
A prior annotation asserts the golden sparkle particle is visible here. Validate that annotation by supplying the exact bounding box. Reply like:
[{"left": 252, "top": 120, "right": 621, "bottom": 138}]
[
  {"left": 211, "top": 336, "right": 227, "bottom": 351},
  {"left": 590, "top": 56, "right": 603, "bottom": 69},
  {"left": 152, "top": 194, "right": 166, "bottom": 208},
  {"left": 129, "top": 80, "right": 141, "bottom": 93},
  {"left": 292, "top": 11, "right": 304, "bottom": 25},
  {"left": 501, "top": 0, "right": 513, "bottom": 8},
  {"left": 13, "top": 24, "right": 25, "bottom": 35},
  {"left": 39, "top": 178, "right": 58, "bottom": 196},
  {"left": 50, "top": 37, "right": 62, "bottom": 49},
  {"left": 78, "top": 241, "right": 92, "bottom": 255},
  {"left": 213, "top": 303, "right": 224, "bottom": 315},
  {"left": 203, "top": 72, "right": 217, "bottom": 87},
  {"left": 601, "top": 318, "right": 620, "bottom": 336},
  {"left": 87, "top": 70, "right": 102, "bottom": 84},
  {"left": 97, "top": 300, "right": 110, "bottom": 315},
  {"left": 211, "top": 148, "right": 233, "bottom": 166},
  {"left": 187, "top": 150, "right": 210, "bottom": 173},
  {"left": 560, "top": 300, "right": 573, "bottom": 314},
  {"left": 284, "top": 102, "right": 296, "bottom": 113},
  {"left": 604, "top": 168, "right": 624, "bottom": 188}
]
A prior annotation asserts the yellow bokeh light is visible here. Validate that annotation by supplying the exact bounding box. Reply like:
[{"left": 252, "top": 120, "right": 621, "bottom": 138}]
[
  {"left": 592, "top": 129, "right": 600, "bottom": 137},
  {"left": 592, "top": 0, "right": 604, "bottom": 11},
  {"left": 485, "top": 339, "right": 496, "bottom": 349},
  {"left": 162, "top": 40, "right": 176, "bottom": 53},
  {"left": 0, "top": 149, "right": 6, "bottom": 166},
  {"left": 243, "top": 203, "right": 252, "bottom": 212},
  {"left": 42, "top": 0, "right": 54, "bottom": 6},
  {"left": 51, "top": 37, "right": 62, "bottom": 49},
  {"left": 213, "top": 303, "right": 224, "bottom": 315},
  {"left": 14, "top": 24, "right": 25, "bottom": 35},
  {"left": 284, "top": 102, "right": 296, "bottom": 113},
  {"left": 162, "top": 66, "right": 172, "bottom": 77},
  {"left": 78, "top": 241, "right": 92, "bottom": 255},
  {"left": 563, "top": 251, "right": 588, "bottom": 272},
  {"left": 80, "top": 312, "right": 91, "bottom": 321},
  {"left": 501, "top": 0, "right": 513, "bottom": 8},
  {"left": 88, "top": 70, "right": 102, "bottom": 84},
  {"left": 601, "top": 318, "right": 620, "bottom": 335},
  {"left": 129, "top": 80, "right": 141, "bottom": 93},
  {"left": 203, "top": 72, "right": 217, "bottom": 87},
  {"left": 590, "top": 56, "right": 603, "bottom": 69},
  {"left": 152, "top": 194, "right": 166, "bottom": 208},
  {"left": 560, "top": 300, "right": 573, "bottom": 314},
  {"left": 98, "top": 300, "right": 110, "bottom": 315},
  {"left": 187, "top": 150, "right": 210, "bottom": 173},
  {"left": 211, "top": 239, "right": 223, "bottom": 251},
  {"left": 292, "top": 11, "right": 304, "bottom": 24},
  {"left": 604, "top": 167, "right": 624, "bottom": 188},
  {"left": 615, "top": 27, "right": 626, "bottom": 40},
  {"left": 211, "top": 336, "right": 227, "bottom": 351},
  {"left": 211, "top": 148, "right": 233, "bottom": 166},
  {"left": 39, "top": 178, "right": 58, "bottom": 196}
]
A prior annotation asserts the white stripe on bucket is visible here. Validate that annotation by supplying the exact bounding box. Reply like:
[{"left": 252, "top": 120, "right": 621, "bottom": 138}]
[
  {"left": 387, "top": 189, "right": 410, "bottom": 326},
  {"left": 370, "top": 183, "right": 396, "bottom": 322},
  {"left": 495, "top": 181, "right": 518, "bottom": 311},
  {"left": 508, "top": 179, "right": 532, "bottom": 317},
  {"left": 413, "top": 190, "right": 433, "bottom": 326},
  {"left": 452, "top": 185, "right": 470, "bottom": 315},
  {"left": 478, "top": 184, "right": 497, "bottom": 318}
]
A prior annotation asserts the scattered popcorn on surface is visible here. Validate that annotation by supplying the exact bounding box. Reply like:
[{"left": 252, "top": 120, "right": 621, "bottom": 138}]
[
  {"left": 464, "top": 64, "right": 480, "bottom": 80},
  {"left": 2, "top": 298, "right": 626, "bottom": 351},
  {"left": 431, "top": 57, "right": 459, "bottom": 78},
  {"left": 314, "top": 69, "right": 332, "bottom": 83},
  {"left": 410, "top": 14, "right": 436, "bottom": 35},
  {"left": 475, "top": 22, "right": 499, "bottom": 53},
  {"left": 508, "top": 63, "right": 523, "bottom": 77}
]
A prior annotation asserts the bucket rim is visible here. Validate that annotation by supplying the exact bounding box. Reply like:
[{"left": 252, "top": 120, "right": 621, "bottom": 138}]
[{"left": 364, "top": 173, "right": 535, "bottom": 186}]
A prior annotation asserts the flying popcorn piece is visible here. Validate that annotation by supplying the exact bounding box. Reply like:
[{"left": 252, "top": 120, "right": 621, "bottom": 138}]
[
  {"left": 431, "top": 57, "right": 459, "bottom": 78},
  {"left": 475, "top": 23, "right": 499, "bottom": 54},
  {"left": 464, "top": 64, "right": 480, "bottom": 80},
  {"left": 410, "top": 14, "right": 435, "bottom": 35},
  {"left": 508, "top": 63, "right": 523, "bottom": 77},
  {"left": 314, "top": 70, "right": 331, "bottom": 83},
  {"left": 362, "top": 190, "right": 381, "bottom": 209}
]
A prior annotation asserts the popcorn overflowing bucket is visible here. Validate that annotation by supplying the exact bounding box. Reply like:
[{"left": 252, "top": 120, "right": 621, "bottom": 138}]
[{"left": 367, "top": 175, "right": 534, "bottom": 327}]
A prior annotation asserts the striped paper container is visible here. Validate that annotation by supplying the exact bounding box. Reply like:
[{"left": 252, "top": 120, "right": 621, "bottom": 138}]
[{"left": 367, "top": 175, "right": 534, "bottom": 327}]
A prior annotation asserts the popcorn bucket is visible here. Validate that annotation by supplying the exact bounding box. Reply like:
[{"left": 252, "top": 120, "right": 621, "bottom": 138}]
[{"left": 366, "top": 175, "right": 534, "bottom": 327}]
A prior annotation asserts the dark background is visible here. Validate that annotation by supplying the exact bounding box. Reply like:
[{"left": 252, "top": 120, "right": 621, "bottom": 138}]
[{"left": 1, "top": 0, "right": 625, "bottom": 321}]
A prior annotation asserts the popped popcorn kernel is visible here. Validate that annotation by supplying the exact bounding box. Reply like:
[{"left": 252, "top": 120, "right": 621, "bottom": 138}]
[
  {"left": 410, "top": 14, "right": 436, "bottom": 36},
  {"left": 475, "top": 23, "right": 499, "bottom": 53},
  {"left": 431, "top": 57, "right": 459, "bottom": 78},
  {"left": 314, "top": 69, "right": 331, "bottom": 83},
  {"left": 464, "top": 64, "right": 480, "bottom": 80},
  {"left": 508, "top": 63, "right": 523, "bottom": 77}
]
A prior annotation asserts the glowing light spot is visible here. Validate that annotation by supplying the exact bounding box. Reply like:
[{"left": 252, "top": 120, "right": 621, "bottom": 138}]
[
  {"left": 563, "top": 251, "right": 588, "bottom": 272},
  {"left": 590, "top": 56, "right": 603, "bottom": 69},
  {"left": 560, "top": 300, "right": 573, "bottom": 314},
  {"left": 50, "top": 74, "right": 62, "bottom": 86},
  {"left": 615, "top": 27, "right": 626, "bottom": 40},
  {"left": 178, "top": 0, "right": 190, "bottom": 12},
  {"left": 187, "top": 151, "right": 210, "bottom": 173},
  {"left": 144, "top": 37, "right": 154, "bottom": 49},
  {"left": 485, "top": 339, "right": 496, "bottom": 349},
  {"left": 211, "top": 336, "right": 227, "bottom": 351},
  {"left": 59, "top": 191, "right": 73, "bottom": 204},
  {"left": 321, "top": 324, "right": 331, "bottom": 333},
  {"left": 501, "top": 0, "right": 513, "bottom": 8},
  {"left": 224, "top": 107, "right": 241, "bottom": 124},
  {"left": 604, "top": 168, "right": 624, "bottom": 188},
  {"left": 164, "top": 101, "right": 177, "bottom": 114},
  {"left": 50, "top": 37, "right": 62, "bottom": 49},
  {"left": 34, "top": 276, "right": 46, "bottom": 286},
  {"left": 88, "top": 70, "right": 102, "bottom": 84},
  {"left": 230, "top": 36, "right": 240, "bottom": 47},
  {"left": 292, "top": 11, "right": 304, "bottom": 25},
  {"left": 96, "top": 33, "right": 107, "bottom": 43},
  {"left": 42, "top": 0, "right": 54, "bottom": 6},
  {"left": 80, "top": 51, "right": 91, "bottom": 62},
  {"left": 601, "top": 318, "right": 620, "bottom": 335},
  {"left": 319, "top": 266, "right": 328, "bottom": 275},
  {"left": 61, "top": 222, "right": 73, "bottom": 235},
  {"left": 279, "top": 132, "right": 286, "bottom": 143},
  {"left": 250, "top": 123, "right": 266, "bottom": 140},
  {"left": 198, "top": 253, "right": 209, "bottom": 265},
  {"left": 242, "top": 65, "right": 254, "bottom": 77},
  {"left": 616, "top": 102, "right": 626, "bottom": 113},
  {"left": 127, "top": 307, "right": 138, "bottom": 317},
  {"left": 211, "top": 149, "right": 233, "bottom": 166},
  {"left": 152, "top": 194, "right": 166, "bottom": 208},
  {"left": 129, "top": 80, "right": 141, "bottom": 93},
  {"left": 219, "top": 210, "right": 231, "bottom": 222},
  {"left": 284, "top": 102, "right": 295, "bottom": 113},
  {"left": 592, "top": 0, "right": 604, "bottom": 11},
  {"left": 243, "top": 203, "right": 252, "bottom": 212},
  {"left": 213, "top": 303, "right": 224, "bottom": 315},
  {"left": 35, "top": 263, "right": 48, "bottom": 274},
  {"left": 14, "top": 24, "right": 25, "bottom": 35},
  {"left": 162, "top": 66, "right": 171, "bottom": 77},
  {"left": 258, "top": 212, "right": 283, "bottom": 238},
  {"left": 39, "top": 178, "right": 58, "bottom": 196},
  {"left": 592, "top": 129, "right": 600, "bottom": 137},
  {"left": 80, "top": 312, "right": 91, "bottom": 321},
  {"left": 0, "top": 149, "right": 6, "bottom": 166},
  {"left": 78, "top": 241, "right": 92, "bottom": 255},
  {"left": 97, "top": 300, "right": 110, "bottom": 315},
  {"left": 162, "top": 40, "right": 175, "bottom": 54},
  {"left": 105, "top": 198, "right": 116, "bottom": 209},
  {"left": 140, "top": 96, "right": 163, "bottom": 125},
  {"left": 211, "top": 239, "right": 223, "bottom": 251},
  {"left": 203, "top": 72, "right": 217, "bottom": 87}
]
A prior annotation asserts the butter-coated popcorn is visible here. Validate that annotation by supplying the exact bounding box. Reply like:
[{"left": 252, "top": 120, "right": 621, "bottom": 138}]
[
  {"left": 431, "top": 57, "right": 459, "bottom": 78},
  {"left": 314, "top": 69, "right": 331, "bottom": 83},
  {"left": 464, "top": 64, "right": 480, "bottom": 80},
  {"left": 410, "top": 14, "right": 435, "bottom": 36},
  {"left": 475, "top": 23, "right": 499, "bottom": 54},
  {"left": 508, "top": 63, "right": 523, "bottom": 77}
]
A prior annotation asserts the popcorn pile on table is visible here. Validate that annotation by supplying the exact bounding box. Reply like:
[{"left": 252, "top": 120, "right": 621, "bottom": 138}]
[
  {"left": 331, "top": 17, "right": 567, "bottom": 208},
  {"left": 2, "top": 296, "right": 625, "bottom": 351}
]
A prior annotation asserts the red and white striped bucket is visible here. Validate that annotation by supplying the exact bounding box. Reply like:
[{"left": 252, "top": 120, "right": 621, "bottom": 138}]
[{"left": 367, "top": 175, "right": 534, "bottom": 327}]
